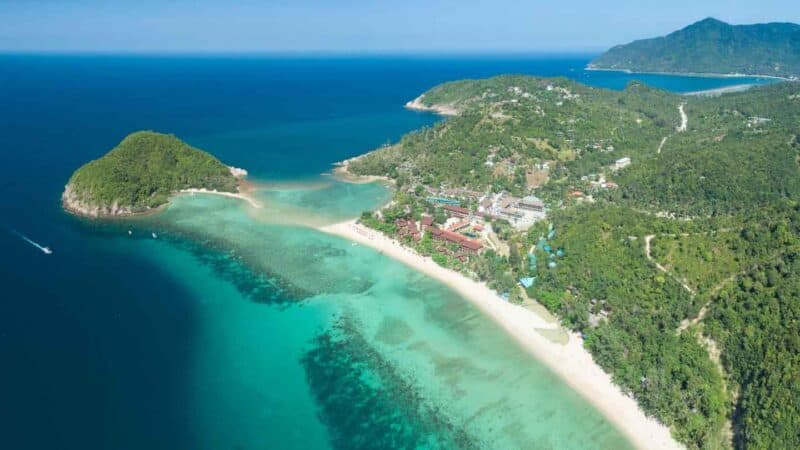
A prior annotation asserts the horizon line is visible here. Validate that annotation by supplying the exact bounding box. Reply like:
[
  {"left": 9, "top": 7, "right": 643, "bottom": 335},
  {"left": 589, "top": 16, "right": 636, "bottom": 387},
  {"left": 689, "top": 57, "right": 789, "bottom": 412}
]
[{"left": 0, "top": 49, "right": 606, "bottom": 58}]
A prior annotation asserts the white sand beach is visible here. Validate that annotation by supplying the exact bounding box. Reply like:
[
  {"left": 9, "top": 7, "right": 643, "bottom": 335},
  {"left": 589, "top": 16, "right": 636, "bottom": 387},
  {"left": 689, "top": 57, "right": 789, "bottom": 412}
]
[
  {"left": 683, "top": 83, "right": 756, "bottom": 96},
  {"left": 319, "top": 219, "right": 684, "bottom": 450},
  {"left": 330, "top": 161, "right": 391, "bottom": 185},
  {"left": 179, "top": 188, "right": 263, "bottom": 209}
]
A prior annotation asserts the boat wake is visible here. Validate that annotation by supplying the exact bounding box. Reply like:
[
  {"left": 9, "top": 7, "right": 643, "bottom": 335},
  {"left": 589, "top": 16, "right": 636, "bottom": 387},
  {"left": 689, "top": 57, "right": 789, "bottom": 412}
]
[{"left": 11, "top": 229, "right": 52, "bottom": 254}]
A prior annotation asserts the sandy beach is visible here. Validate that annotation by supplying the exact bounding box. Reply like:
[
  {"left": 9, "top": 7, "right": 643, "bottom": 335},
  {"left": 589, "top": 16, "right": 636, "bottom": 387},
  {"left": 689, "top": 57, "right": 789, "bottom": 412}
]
[
  {"left": 179, "top": 188, "right": 263, "bottom": 209},
  {"left": 319, "top": 219, "right": 683, "bottom": 450},
  {"left": 330, "top": 160, "right": 392, "bottom": 185},
  {"left": 684, "top": 83, "right": 757, "bottom": 96},
  {"left": 585, "top": 65, "right": 792, "bottom": 81}
]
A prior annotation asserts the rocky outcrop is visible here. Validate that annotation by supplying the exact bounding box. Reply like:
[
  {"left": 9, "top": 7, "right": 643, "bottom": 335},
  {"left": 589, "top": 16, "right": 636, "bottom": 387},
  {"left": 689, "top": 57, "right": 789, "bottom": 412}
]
[
  {"left": 404, "top": 95, "right": 460, "bottom": 116},
  {"left": 61, "top": 183, "right": 136, "bottom": 218},
  {"left": 229, "top": 166, "right": 248, "bottom": 178}
]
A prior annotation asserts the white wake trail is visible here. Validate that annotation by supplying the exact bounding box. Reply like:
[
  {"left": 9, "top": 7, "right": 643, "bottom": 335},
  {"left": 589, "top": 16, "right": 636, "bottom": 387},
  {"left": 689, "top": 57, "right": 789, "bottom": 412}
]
[{"left": 11, "top": 230, "right": 52, "bottom": 254}]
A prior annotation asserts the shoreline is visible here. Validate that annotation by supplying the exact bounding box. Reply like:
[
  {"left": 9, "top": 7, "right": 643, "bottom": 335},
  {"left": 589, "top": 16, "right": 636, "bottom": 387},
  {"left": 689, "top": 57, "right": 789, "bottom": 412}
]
[
  {"left": 62, "top": 181, "right": 262, "bottom": 219},
  {"left": 683, "top": 83, "right": 757, "bottom": 96},
  {"left": 329, "top": 154, "right": 395, "bottom": 185},
  {"left": 318, "top": 219, "right": 683, "bottom": 450},
  {"left": 404, "top": 95, "right": 460, "bottom": 116},
  {"left": 585, "top": 65, "right": 793, "bottom": 81},
  {"left": 177, "top": 187, "right": 263, "bottom": 209}
]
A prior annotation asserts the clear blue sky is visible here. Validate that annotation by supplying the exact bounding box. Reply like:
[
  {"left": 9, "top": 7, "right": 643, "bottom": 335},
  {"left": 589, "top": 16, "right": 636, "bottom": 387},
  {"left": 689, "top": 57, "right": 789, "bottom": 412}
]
[{"left": 1, "top": 0, "right": 798, "bottom": 53}]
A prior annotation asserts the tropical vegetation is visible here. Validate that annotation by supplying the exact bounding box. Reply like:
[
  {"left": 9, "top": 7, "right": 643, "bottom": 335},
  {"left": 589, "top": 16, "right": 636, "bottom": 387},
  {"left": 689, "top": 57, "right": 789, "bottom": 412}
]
[
  {"left": 65, "top": 131, "right": 237, "bottom": 214},
  {"left": 591, "top": 18, "right": 800, "bottom": 78},
  {"left": 351, "top": 74, "right": 800, "bottom": 449}
]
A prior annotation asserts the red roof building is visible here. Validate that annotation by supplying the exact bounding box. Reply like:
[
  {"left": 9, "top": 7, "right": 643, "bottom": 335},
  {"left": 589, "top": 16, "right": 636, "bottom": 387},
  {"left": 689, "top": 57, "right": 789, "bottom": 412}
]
[
  {"left": 443, "top": 205, "right": 471, "bottom": 218},
  {"left": 460, "top": 239, "right": 483, "bottom": 253},
  {"left": 428, "top": 227, "right": 483, "bottom": 254},
  {"left": 449, "top": 220, "right": 470, "bottom": 231}
]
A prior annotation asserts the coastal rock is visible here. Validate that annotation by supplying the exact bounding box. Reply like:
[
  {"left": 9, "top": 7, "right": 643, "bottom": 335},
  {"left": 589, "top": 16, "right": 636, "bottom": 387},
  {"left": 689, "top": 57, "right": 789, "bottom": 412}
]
[
  {"left": 404, "top": 95, "right": 460, "bottom": 116},
  {"left": 61, "top": 183, "right": 136, "bottom": 218},
  {"left": 229, "top": 166, "right": 248, "bottom": 178}
]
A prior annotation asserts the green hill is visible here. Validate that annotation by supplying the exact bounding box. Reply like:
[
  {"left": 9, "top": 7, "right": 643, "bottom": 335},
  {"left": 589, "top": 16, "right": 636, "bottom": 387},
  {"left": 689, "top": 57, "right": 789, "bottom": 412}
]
[
  {"left": 590, "top": 18, "right": 800, "bottom": 78},
  {"left": 63, "top": 131, "right": 238, "bottom": 217},
  {"left": 350, "top": 75, "right": 800, "bottom": 448}
]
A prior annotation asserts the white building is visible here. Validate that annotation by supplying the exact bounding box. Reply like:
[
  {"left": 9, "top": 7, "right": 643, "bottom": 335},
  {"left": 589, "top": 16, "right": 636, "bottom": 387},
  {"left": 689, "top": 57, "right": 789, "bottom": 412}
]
[{"left": 613, "top": 157, "right": 631, "bottom": 170}]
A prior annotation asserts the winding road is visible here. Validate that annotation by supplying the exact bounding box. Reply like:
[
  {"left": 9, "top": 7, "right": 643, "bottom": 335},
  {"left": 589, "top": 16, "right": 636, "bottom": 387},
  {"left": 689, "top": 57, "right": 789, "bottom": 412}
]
[
  {"left": 677, "top": 103, "right": 688, "bottom": 132},
  {"left": 656, "top": 103, "right": 688, "bottom": 154},
  {"left": 644, "top": 234, "right": 695, "bottom": 295}
]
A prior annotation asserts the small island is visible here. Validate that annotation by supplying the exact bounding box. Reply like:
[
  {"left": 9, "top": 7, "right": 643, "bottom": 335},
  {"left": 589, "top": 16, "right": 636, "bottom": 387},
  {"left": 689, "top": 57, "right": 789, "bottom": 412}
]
[{"left": 63, "top": 131, "right": 249, "bottom": 217}]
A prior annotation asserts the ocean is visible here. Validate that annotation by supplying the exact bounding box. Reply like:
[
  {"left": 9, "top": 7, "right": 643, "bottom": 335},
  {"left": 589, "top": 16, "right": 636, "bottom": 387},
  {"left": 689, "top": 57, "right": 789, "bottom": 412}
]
[{"left": 0, "top": 54, "right": 771, "bottom": 449}]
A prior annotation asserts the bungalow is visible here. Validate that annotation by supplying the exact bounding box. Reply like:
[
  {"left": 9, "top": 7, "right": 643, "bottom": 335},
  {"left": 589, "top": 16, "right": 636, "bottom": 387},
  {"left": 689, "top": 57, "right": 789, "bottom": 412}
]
[{"left": 395, "top": 219, "right": 420, "bottom": 240}]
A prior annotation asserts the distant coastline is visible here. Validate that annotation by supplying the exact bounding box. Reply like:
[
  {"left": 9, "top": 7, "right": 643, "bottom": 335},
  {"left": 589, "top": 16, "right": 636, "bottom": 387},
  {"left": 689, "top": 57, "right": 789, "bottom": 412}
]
[
  {"left": 585, "top": 65, "right": 793, "bottom": 82},
  {"left": 682, "top": 83, "right": 758, "bottom": 97}
]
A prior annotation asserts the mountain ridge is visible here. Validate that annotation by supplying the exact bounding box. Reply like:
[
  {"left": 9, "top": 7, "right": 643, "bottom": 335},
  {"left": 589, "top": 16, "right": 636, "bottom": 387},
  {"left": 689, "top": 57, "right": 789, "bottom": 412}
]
[{"left": 591, "top": 18, "right": 800, "bottom": 78}]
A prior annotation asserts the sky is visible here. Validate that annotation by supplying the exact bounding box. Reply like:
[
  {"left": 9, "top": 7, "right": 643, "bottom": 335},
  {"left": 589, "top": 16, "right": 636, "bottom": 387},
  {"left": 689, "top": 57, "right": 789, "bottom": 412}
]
[{"left": 1, "top": 0, "right": 798, "bottom": 53}]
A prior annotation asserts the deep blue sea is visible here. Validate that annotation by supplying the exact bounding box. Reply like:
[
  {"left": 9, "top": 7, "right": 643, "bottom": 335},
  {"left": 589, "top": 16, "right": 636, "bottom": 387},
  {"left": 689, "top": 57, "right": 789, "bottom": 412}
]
[{"left": 0, "top": 55, "right": 772, "bottom": 449}]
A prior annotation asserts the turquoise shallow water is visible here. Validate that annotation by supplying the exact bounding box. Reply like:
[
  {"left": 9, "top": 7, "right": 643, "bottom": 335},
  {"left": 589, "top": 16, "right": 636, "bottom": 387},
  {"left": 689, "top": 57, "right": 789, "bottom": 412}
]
[
  {"left": 132, "top": 192, "right": 633, "bottom": 449},
  {"left": 0, "top": 55, "right": 769, "bottom": 449}
]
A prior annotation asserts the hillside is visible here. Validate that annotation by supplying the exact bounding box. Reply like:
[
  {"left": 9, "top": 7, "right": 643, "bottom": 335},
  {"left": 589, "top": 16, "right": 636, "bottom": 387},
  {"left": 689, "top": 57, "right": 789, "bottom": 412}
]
[
  {"left": 63, "top": 131, "right": 239, "bottom": 217},
  {"left": 590, "top": 18, "right": 800, "bottom": 78},
  {"left": 349, "top": 76, "right": 800, "bottom": 449}
]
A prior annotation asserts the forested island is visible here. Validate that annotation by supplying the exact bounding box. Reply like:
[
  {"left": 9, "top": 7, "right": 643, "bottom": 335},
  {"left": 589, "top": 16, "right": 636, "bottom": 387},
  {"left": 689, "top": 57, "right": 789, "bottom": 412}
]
[
  {"left": 348, "top": 75, "right": 800, "bottom": 449},
  {"left": 590, "top": 18, "right": 800, "bottom": 79},
  {"left": 63, "top": 131, "right": 242, "bottom": 217}
]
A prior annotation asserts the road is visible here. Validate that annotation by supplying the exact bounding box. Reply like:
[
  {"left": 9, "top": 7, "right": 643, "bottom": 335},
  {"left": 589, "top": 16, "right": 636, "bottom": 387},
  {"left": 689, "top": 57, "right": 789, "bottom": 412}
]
[
  {"left": 677, "top": 103, "right": 688, "bottom": 132},
  {"left": 656, "top": 104, "right": 688, "bottom": 154}
]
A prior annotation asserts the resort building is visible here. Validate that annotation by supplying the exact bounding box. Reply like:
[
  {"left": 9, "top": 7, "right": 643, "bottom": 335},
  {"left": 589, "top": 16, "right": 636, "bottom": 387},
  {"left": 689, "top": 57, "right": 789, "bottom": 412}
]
[
  {"left": 498, "top": 208, "right": 525, "bottom": 222},
  {"left": 518, "top": 196, "right": 545, "bottom": 213},
  {"left": 477, "top": 192, "right": 546, "bottom": 230},
  {"left": 443, "top": 204, "right": 471, "bottom": 219},
  {"left": 449, "top": 220, "right": 471, "bottom": 232},
  {"left": 613, "top": 157, "right": 631, "bottom": 170},
  {"left": 395, "top": 219, "right": 421, "bottom": 241},
  {"left": 460, "top": 239, "right": 483, "bottom": 254},
  {"left": 428, "top": 227, "right": 484, "bottom": 254}
]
